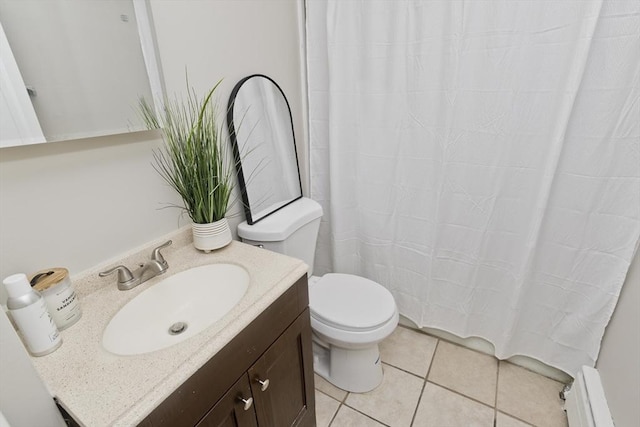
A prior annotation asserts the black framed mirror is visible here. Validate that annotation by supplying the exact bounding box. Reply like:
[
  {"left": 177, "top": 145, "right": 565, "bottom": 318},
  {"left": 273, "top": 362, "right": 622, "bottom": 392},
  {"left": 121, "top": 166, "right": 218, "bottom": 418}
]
[{"left": 227, "top": 74, "right": 303, "bottom": 225}]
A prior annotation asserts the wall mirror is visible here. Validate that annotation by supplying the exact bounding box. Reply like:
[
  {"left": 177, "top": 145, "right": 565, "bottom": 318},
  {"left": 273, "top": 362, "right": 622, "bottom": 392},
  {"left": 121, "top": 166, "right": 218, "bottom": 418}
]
[
  {"left": 227, "top": 74, "right": 302, "bottom": 225},
  {"left": 0, "top": 0, "right": 160, "bottom": 148}
]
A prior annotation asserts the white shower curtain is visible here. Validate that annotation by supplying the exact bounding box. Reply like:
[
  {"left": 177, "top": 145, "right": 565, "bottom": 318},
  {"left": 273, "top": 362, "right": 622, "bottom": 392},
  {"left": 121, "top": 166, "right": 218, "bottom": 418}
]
[{"left": 306, "top": 0, "right": 640, "bottom": 376}]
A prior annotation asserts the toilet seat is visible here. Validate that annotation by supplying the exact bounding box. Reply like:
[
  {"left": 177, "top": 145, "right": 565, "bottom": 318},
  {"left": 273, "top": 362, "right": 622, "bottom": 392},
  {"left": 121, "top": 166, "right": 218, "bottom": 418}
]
[{"left": 310, "top": 274, "right": 397, "bottom": 333}]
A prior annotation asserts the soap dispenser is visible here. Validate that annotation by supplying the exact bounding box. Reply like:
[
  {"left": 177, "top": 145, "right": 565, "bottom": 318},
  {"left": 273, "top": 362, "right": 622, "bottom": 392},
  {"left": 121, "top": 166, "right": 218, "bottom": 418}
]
[{"left": 3, "top": 273, "right": 62, "bottom": 356}]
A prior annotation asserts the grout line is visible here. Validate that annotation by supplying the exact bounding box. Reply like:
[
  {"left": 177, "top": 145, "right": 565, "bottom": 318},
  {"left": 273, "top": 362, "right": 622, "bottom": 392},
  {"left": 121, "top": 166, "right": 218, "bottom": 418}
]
[
  {"left": 426, "top": 380, "right": 496, "bottom": 411},
  {"left": 315, "top": 387, "right": 347, "bottom": 427},
  {"left": 315, "top": 388, "right": 342, "bottom": 427},
  {"left": 409, "top": 338, "right": 440, "bottom": 426},
  {"left": 409, "top": 374, "right": 429, "bottom": 426},
  {"left": 381, "top": 361, "right": 425, "bottom": 381},
  {"left": 326, "top": 402, "right": 341, "bottom": 427},
  {"left": 314, "top": 375, "right": 350, "bottom": 403},
  {"left": 424, "top": 337, "right": 439, "bottom": 381},
  {"left": 315, "top": 388, "right": 341, "bottom": 402},
  {"left": 495, "top": 410, "right": 536, "bottom": 426}
]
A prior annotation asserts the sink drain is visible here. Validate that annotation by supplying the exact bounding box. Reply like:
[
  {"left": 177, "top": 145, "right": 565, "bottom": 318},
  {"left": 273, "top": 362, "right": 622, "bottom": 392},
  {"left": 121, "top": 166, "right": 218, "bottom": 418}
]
[{"left": 168, "top": 322, "right": 188, "bottom": 335}]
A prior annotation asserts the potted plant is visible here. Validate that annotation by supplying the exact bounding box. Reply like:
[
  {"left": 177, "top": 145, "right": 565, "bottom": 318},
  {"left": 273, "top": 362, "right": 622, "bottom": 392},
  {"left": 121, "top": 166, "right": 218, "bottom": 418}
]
[{"left": 139, "top": 80, "right": 235, "bottom": 252}]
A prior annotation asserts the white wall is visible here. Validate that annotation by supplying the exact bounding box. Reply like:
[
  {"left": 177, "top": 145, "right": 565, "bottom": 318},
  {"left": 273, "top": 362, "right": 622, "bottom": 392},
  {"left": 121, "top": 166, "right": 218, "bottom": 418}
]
[
  {"left": 597, "top": 249, "right": 640, "bottom": 427},
  {"left": 0, "top": 2, "right": 305, "bottom": 425},
  {"left": 0, "top": 132, "right": 182, "bottom": 286},
  {"left": 149, "top": 0, "right": 308, "bottom": 195}
]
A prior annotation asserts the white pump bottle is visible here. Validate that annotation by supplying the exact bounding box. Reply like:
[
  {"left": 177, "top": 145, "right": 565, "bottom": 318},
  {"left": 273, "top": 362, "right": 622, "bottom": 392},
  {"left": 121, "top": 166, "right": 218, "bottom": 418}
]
[{"left": 4, "top": 273, "right": 61, "bottom": 356}]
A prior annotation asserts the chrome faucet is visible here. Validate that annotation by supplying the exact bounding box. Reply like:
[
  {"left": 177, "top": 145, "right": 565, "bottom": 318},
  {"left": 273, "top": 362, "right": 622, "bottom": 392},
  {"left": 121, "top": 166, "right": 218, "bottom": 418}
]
[{"left": 99, "top": 240, "right": 172, "bottom": 290}]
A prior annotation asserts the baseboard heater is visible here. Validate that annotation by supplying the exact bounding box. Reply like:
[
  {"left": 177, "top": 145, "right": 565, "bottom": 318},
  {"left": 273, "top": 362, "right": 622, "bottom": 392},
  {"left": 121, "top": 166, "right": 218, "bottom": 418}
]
[{"left": 565, "top": 366, "right": 614, "bottom": 427}]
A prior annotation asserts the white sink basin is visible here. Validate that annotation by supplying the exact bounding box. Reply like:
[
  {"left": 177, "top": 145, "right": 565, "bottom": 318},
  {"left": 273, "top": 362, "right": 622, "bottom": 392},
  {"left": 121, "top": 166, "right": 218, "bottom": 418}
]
[{"left": 102, "top": 264, "right": 249, "bottom": 355}]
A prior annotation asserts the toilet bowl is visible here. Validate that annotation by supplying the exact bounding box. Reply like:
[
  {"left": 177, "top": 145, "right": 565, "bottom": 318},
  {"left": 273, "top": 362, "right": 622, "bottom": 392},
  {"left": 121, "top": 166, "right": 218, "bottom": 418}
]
[
  {"left": 238, "top": 197, "right": 399, "bottom": 393},
  {"left": 309, "top": 274, "right": 398, "bottom": 392}
]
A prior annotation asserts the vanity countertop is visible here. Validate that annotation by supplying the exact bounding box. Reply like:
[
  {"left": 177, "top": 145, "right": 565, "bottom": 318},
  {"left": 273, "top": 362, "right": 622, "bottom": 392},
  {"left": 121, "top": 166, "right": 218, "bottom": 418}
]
[{"left": 30, "top": 228, "right": 308, "bottom": 427}]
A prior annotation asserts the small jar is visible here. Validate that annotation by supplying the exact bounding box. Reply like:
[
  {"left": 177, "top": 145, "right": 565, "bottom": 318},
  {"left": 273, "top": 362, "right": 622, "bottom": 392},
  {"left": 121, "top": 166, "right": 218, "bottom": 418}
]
[{"left": 30, "top": 268, "right": 82, "bottom": 331}]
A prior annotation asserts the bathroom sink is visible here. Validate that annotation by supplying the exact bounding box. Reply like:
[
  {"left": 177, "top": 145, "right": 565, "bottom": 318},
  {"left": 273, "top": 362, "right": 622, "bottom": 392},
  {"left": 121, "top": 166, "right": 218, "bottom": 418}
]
[{"left": 102, "top": 264, "right": 249, "bottom": 355}]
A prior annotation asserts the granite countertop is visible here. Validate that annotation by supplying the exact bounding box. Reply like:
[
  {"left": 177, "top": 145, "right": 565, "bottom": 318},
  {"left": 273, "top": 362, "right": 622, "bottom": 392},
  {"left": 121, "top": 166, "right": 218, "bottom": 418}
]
[{"left": 30, "top": 227, "right": 307, "bottom": 427}]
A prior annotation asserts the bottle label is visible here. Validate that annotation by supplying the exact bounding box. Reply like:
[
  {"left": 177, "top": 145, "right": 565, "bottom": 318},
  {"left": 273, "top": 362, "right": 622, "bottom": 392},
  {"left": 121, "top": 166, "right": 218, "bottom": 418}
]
[
  {"left": 43, "top": 282, "right": 81, "bottom": 329},
  {"left": 11, "top": 298, "right": 61, "bottom": 355}
]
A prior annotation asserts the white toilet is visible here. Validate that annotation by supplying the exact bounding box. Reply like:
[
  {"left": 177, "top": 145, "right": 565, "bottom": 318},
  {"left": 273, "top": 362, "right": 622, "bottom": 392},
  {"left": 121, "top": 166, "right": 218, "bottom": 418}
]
[{"left": 238, "top": 197, "right": 399, "bottom": 393}]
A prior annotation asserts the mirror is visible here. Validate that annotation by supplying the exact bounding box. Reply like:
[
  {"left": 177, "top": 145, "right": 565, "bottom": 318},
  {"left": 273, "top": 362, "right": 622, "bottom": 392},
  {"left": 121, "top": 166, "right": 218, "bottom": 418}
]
[
  {"left": 227, "top": 74, "right": 302, "bottom": 225},
  {"left": 0, "top": 0, "right": 158, "bottom": 147}
]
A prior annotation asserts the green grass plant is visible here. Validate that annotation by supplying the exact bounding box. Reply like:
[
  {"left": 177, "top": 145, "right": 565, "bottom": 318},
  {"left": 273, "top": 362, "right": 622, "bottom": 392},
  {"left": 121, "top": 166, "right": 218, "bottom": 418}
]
[{"left": 139, "top": 80, "right": 234, "bottom": 224}]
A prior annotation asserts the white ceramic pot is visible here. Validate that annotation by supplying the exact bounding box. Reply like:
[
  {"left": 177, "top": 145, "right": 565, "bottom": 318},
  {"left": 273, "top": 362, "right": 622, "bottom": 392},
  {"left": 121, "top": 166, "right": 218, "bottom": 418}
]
[{"left": 192, "top": 219, "right": 232, "bottom": 253}]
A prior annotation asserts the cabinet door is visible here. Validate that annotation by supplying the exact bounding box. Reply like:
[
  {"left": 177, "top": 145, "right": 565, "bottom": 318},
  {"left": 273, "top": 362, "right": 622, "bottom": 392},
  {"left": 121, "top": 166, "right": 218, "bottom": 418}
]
[
  {"left": 196, "top": 374, "right": 258, "bottom": 427},
  {"left": 248, "top": 309, "right": 315, "bottom": 427}
]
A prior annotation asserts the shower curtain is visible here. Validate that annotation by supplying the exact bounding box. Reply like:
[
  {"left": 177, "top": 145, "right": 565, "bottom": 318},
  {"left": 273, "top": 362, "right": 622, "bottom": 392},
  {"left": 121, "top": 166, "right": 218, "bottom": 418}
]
[{"left": 306, "top": 0, "right": 640, "bottom": 376}]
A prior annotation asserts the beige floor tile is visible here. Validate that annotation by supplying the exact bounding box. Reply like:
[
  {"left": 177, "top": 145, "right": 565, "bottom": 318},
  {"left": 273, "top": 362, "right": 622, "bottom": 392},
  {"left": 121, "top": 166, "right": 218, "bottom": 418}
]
[
  {"left": 428, "top": 341, "right": 498, "bottom": 405},
  {"left": 315, "top": 390, "right": 341, "bottom": 427},
  {"left": 315, "top": 373, "right": 349, "bottom": 402},
  {"left": 413, "top": 382, "right": 495, "bottom": 427},
  {"left": 496, "top": 411, "right": 533, "bottom": 427},
  {"left": 345, "top": 364, "right": 423, "bottom": 427},
  {"left": 331, "top": 405, "right": 386, "bottom": 427},
  {"left": 497, "top": 362, "right": 567, "bottom": 427},
  {"left": 379, "top": 326, "right": 438, "bottom": 377}
]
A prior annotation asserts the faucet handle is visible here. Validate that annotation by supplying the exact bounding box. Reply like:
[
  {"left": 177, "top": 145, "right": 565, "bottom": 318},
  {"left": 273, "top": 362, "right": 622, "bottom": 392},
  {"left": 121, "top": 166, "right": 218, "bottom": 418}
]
[
  {"left": 151, "top": 240, "right": 172, "bottom": 267},
  {"left": 99, "top": 265, "right": 135, "bottom": 286}
]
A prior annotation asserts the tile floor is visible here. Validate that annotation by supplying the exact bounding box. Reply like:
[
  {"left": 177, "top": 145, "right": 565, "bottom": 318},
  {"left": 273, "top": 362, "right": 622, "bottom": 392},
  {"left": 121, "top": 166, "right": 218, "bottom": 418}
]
[{"left": 314, "top": 326, "right": 568, "bottom": 427}]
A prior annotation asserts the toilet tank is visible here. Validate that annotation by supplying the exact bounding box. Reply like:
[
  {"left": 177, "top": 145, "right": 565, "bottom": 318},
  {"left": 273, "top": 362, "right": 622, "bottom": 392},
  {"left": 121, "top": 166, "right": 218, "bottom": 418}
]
[{"left": 237, "top": 198, "right": 323, "bottom": 276}]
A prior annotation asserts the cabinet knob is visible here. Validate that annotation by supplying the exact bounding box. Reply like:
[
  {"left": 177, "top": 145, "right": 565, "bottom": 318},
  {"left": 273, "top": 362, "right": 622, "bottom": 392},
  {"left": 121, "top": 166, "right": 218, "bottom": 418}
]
[
  {"left": 256, "top": 378, "right": 270, "bottom": 392},
  {"left": 238, "top": 396, "right": 253, "bottom": 411}
]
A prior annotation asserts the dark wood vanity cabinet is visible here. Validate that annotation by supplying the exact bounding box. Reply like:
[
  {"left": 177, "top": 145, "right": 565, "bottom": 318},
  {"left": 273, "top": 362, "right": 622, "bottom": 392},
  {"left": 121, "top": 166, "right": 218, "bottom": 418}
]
[
  {"left": 197, "top": 312, "right": 313, "bottom": 427},
  {"left": 140, "top": 275, "right": 315, "bottom": 427}
]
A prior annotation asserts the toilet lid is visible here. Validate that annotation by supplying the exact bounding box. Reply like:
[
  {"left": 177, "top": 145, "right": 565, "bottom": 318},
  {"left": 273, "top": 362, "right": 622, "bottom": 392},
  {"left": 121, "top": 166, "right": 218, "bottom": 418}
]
[{"left": 309, "top": 274, "right": 397, "bottom": 332}]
